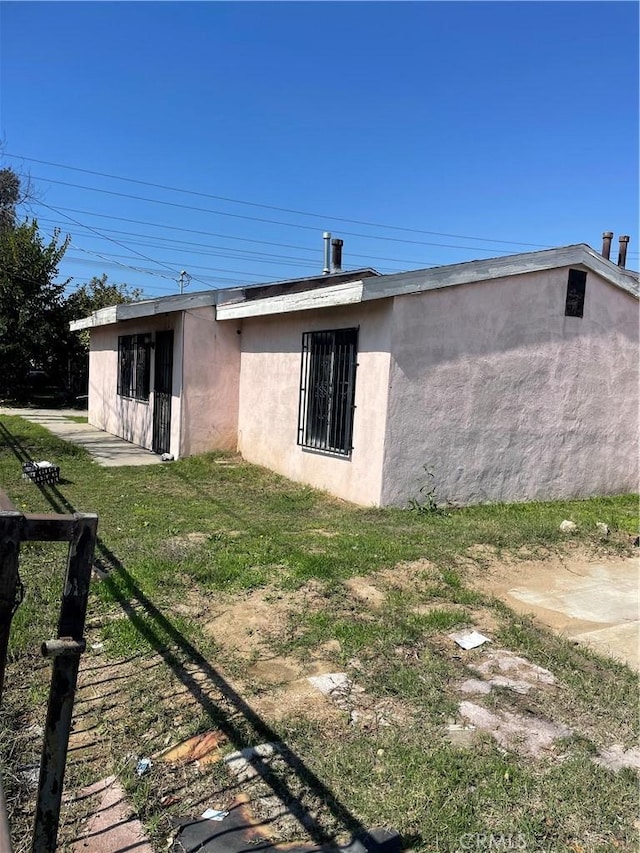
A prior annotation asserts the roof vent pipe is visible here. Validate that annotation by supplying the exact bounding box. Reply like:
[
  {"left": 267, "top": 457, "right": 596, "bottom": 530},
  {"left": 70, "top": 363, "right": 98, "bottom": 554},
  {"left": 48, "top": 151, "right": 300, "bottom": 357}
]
[
  {"left": 617, "top": 235, "right": 630, "bottom": 268},
  {"left": 323, "top": 232, "right": 331, "bottom": 274},
  {"left": 331, "top": 238, "right": 343, "bottom": 273},
  {"left": 601, "top": 231, "right": 613, "bottom": 260}
]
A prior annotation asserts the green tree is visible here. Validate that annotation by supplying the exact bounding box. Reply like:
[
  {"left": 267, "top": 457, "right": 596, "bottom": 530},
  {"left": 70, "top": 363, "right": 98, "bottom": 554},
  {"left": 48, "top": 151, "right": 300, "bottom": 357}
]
[
  {"left": 66, "top": 274, "right": 142, "bottom": 342},
  {"left": 0, "top": 218, "right": 70, "bottom": 396}
]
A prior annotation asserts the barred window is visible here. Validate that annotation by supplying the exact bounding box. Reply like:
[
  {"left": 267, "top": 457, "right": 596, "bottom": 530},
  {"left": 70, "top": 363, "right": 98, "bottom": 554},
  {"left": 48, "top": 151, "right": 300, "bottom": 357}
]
[
  {"left": 117, "top": 334, "right": 150, "bottom": 401},
  {"left": 298, "top": 328, "right": 358, "bottom": 456},
  {"left": 565, "top": 269, "right": 587, "bottom": 318}
]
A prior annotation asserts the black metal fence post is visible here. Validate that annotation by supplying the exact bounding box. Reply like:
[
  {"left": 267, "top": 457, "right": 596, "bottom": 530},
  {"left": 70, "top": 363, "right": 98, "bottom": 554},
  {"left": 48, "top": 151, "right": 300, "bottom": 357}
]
[
  {"left": 0, "top": 509, "right": 23, "bottom": 705},
  {"left": 31, "top": 513, "right": 97, "bottom": 853}
]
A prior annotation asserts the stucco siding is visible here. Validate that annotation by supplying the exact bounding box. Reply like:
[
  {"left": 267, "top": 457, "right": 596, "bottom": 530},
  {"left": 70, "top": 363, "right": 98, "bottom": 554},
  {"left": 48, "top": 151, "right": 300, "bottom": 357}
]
[
  {"left": 237, "top": 301, "right": 392, "bottom": 505},
  {"left": 88, "top": 313, "right": 183, "bottom": 457},
  {"left": 180, "top": 307, "right": 241, "bottom": 455},
  {"left": 381, "top": 268, "right": 639, "bottom": 506}
]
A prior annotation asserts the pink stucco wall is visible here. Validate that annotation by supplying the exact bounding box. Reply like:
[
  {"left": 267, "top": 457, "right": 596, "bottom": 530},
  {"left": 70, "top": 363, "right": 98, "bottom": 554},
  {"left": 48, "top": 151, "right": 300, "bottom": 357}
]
[
  {"left": 88, "top": 314, "right": 183, "bottom": 457},
  {"left": 381, "top": 267, "right": 639, "bottom": 506},
  {"left": 236, "top": 301, "right": 392, "bottom": 505},
  {"left": 180, "top": 307, "right": 241, "bottom": 455}
]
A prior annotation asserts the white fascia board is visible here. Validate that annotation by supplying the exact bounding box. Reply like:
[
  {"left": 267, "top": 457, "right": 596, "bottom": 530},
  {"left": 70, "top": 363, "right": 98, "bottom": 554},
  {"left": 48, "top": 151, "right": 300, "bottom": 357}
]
[
  {"left": 216, "top": 280, "right": 365, "bottom": 320},
  {"left": 68, "top": 289, "right": 223, "bottom": 331},
  {"left": 69, "top": 306, "right": 118, "bottom": 331}
]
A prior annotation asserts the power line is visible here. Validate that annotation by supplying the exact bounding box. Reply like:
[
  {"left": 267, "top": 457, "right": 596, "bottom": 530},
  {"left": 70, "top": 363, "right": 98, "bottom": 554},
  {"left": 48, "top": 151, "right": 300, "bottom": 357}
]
[
  {"left": 66, "top": 251, "right": 287, "bottom": 281},
  {"left": 38, "top": 201, "right": 182, "bottom": 278},
  {"left": 38, "top": 201, "right": 215, "bottom": 290},
  {"left": 32, "top": 207, "right": 446, "bottom": 267},
  {"left": 66, "top": 244, "right": 181, "bottom": 283},
  {"left": 6, "top": 152, "right": 552, "bottom": 248},
  {"left": 28, "top": 174, "right": 546, "bottom": 254}
]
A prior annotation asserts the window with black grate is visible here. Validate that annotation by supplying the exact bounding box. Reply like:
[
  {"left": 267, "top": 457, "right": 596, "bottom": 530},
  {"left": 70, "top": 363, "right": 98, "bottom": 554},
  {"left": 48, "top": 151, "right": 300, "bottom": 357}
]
[
  {"left": 117, "top": 334, "right": 150, "bottom": 401},
  {"left": 298, "top": 328, "right": 358, "bottom": 456},
  {"left": 565, "top": 269, "right": 587, "bottom": 317}
]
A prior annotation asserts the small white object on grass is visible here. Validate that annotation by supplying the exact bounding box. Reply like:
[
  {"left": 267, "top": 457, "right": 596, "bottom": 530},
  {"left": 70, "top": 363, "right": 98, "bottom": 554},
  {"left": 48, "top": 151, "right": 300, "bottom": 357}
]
[{"left": 450, "top": 630, "right": 491, "bottom": 650}]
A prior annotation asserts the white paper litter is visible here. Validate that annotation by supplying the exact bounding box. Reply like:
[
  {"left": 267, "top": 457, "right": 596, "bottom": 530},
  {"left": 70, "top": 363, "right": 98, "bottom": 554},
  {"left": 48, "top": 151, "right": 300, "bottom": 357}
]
[
  {"left": 201, "top": 808, "right": 229, "bottom": 821},
  {"left": 450, "top": 630, "right": 491, "bottom": 650}
]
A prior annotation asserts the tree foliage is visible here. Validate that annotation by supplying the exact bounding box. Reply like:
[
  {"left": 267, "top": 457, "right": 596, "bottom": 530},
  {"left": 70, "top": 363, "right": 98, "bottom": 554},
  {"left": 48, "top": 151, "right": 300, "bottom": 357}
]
[
  {"left": 66, "top": 274, "right": 142, "bottom": 335},
  {"left": 0, "top": 167, "right": 143, "bottom": 399},
  {"left": 66, "top": 274, "right": 142, "bottom": 359},
  {"left": 0, "top": 217, "right": 70, "bottom": 395}
]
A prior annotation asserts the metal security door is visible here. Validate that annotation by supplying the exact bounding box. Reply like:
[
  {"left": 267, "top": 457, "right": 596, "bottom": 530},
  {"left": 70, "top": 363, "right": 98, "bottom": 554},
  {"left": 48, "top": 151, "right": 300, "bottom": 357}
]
[{"left": 152, "top": 330, "right": 173, "bottom": 454}]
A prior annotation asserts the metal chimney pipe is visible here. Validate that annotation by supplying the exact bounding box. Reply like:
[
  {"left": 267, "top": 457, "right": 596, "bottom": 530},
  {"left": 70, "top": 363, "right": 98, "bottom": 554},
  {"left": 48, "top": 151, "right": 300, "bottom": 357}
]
[
  {"left": 601, "top": 231, "right": 613, "bottom": 260},
  {"left": 617, "top": 235, "right": 630, "bottom": 268},
  {"left": 331, "top": 238, "right": 343, "bottom": 273},
  {"left": 322, "top": 232, "right": 331, "bottom": 274}
]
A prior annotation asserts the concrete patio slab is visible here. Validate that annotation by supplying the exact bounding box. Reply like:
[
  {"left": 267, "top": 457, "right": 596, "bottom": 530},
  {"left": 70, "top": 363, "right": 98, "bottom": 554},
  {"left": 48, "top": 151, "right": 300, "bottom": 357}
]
[
  {"left": 484, "top": 556, "right": 639, "bottom": 671},
  {"left": 0, "top": 407, "right": 162, "bottom": 467}
]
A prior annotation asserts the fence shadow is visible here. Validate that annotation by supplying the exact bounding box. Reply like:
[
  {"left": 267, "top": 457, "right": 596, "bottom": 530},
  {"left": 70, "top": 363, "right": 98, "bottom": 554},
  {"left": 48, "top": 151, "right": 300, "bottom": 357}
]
[{"left": 0, "top": 420, "right": 410, "bottom": 852}]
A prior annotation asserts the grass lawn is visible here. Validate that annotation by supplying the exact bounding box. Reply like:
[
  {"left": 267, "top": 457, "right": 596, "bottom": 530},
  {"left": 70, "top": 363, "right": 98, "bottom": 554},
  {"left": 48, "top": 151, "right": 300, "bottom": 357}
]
[{"left": 0, "top": 414, "right": 638, "bottom": 853}]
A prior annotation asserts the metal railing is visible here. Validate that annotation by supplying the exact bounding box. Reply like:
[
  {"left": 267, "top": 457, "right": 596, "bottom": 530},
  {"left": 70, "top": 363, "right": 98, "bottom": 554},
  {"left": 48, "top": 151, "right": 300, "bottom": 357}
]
[{"left": 0, "top": 488, "right": 97, "bottom": 853}]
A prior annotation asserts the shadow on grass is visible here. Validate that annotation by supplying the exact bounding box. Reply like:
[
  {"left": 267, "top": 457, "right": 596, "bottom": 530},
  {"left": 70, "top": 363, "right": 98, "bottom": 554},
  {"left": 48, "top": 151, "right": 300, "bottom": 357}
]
[{"left": 0, "top": 421, "right": 415, "bottom": 852}]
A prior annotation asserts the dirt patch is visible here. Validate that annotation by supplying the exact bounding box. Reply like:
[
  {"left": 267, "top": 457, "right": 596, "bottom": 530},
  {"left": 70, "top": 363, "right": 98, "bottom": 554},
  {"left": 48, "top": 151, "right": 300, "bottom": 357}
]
[
  {"left": 203, "top": 582, "right": 327, "bottom": 657},
  {"left": 344, "top": 576, "right": 386, "bottom": 608},
  {"left": 247, "top": 658, "right": 302, "bottom": 684},
  {"left": 378, "top": 558, "right": 438, "bottom": 589},
  {"left": 204, "top": 591, "right": 291, "bottom": 656}
]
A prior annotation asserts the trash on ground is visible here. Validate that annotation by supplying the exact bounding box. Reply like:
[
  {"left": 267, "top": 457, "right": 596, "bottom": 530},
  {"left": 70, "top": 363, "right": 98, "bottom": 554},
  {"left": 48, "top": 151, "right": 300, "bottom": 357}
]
[
  {"left": 223, "top": 743, "right": 280, "bottom": 783},
  {"left": 136, "top": 757, "right": 152, "bottom": 776},
  {"left": 559, "top": 519, "right": 577, "bottom": 532},
  {"left": 22, "top": 460, "right": 60, "bottom": 485},
  {"left": 157, "top": 730, "right": 226, "bottom": 766},
  {"left": 160, "top": 794, "right": 181, "bottom": 807},
  {"left": 90, "top": 642, "right": 104, "bottom": 652},
  {"left": 595, "top": 522, "right": 610, "bottom": 537},
  {"left": 201, "top": 808, "right": 229, "bottom": 821},
  {"left": 450, "top": 630, "right": 491, "bottom": 650},
  {"left": 161, "top": 453, "right": 174, "bottom": 462}
]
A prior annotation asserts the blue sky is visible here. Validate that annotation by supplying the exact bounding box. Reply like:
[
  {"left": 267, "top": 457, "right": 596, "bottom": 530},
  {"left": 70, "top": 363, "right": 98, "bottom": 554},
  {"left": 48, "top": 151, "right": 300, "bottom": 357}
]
[{"left": 1, "top": 1, "right": 638, "bottom": 298}]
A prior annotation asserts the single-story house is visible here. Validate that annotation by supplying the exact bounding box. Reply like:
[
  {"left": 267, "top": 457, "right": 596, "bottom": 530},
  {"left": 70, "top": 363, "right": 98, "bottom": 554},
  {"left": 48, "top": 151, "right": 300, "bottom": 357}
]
[{"left": 70, "top": 241, "right": 639, "bottom": 507}]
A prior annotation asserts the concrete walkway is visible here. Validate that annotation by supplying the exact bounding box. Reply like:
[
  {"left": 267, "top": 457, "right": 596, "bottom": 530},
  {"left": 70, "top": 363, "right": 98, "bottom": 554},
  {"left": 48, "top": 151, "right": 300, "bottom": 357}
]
[{"left": 0, "top": 407, "right": 163, "bottom": 467}]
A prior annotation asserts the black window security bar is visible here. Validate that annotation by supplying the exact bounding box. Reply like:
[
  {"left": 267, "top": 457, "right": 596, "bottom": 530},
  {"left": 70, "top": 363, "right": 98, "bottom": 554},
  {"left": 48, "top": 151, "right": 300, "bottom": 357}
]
[
  {"left": 298, "top": 328, "right": 358, "bottom": 456},
  {"left": 117, "top": 334, "right": 151, "bottom": 400},
  {"left": 565, "top": 268, "right": 587, "bottom": 318}
]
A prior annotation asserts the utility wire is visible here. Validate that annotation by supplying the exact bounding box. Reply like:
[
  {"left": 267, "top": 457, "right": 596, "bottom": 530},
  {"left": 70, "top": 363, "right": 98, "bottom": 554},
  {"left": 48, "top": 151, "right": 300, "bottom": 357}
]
[
  {"left": 38, "top": 201, "right": 213, "bottom": 290},
  {"left": 28, "top": 174, "right": 546, "bottom": 254},
  {"left": 33, "top": 207, "right": 445, "bottom": 267},
  {"left": 67, "top": 244, "right": 182, "bottom": 283},
  {"left": 6, "top": 152, "right": 551, "bottom": 248}
]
